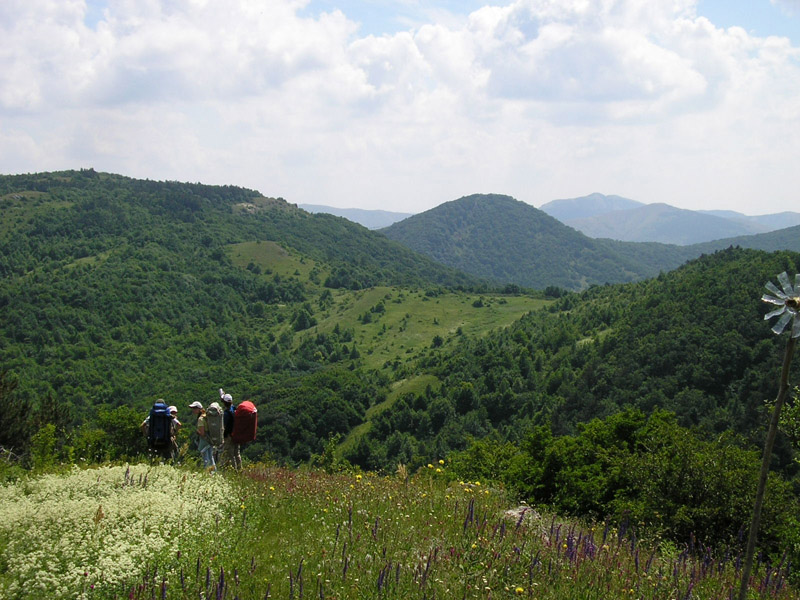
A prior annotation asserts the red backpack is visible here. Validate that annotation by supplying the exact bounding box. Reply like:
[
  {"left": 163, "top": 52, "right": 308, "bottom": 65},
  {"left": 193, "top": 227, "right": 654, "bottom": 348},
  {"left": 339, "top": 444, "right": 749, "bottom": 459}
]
[{"left": 231, "top": 401, "right": 258, "bottom": 444}]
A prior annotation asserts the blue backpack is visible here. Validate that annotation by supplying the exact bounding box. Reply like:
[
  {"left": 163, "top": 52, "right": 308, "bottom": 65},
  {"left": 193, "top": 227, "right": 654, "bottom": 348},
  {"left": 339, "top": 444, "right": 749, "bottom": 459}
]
[{"left": 148, "top": 401, "right": 172, "bottom": 448}]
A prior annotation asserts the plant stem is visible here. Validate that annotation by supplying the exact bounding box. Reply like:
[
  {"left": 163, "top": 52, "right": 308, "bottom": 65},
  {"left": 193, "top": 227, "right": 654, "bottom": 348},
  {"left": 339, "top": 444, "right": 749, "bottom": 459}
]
[{"left": 738, "top": 335, "right": 796, "bottom": 600}]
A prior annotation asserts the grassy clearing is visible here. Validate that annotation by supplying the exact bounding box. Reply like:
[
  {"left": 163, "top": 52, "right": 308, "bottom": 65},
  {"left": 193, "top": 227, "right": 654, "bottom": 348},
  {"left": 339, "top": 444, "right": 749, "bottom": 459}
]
[
  {"left": 228, "top": 240, "right": 325, "bottom": 282},
  {"left": 339, "top": 374, "right": 441, "bottom": 456},
  {"left": 0, "top": 191, "right": 72, "bottom": 238},
  {"left": 2, "top": 464, "right": 790, "bottom": 599},
  {"left": 226, "top": 240, "right": 548, "bottom": 375},
  {"left": 315, "top": 288, "right": 548, "bottom": 372}
]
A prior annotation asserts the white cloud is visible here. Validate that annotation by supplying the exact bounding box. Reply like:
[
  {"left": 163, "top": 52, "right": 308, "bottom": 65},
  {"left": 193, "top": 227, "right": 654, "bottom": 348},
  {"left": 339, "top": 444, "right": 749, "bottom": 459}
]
[
  {"left": 0, "top": 0, "right": 799, "bottom": 214},
  {"left": 772, "top": 0, "right": 800, "bottom": 16}
]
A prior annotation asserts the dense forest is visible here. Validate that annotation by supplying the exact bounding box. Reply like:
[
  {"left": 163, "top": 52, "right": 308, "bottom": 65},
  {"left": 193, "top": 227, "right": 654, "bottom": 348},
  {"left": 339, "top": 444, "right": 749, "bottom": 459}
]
[
  {"left": 2, "top": 170, "right": 800, "bottom": 567},
  {"left": 0, "top": 170, "right": 483, "bottom": 461},
  {"left": 348, "top": 248, "right": 799, "bottom": 467}
]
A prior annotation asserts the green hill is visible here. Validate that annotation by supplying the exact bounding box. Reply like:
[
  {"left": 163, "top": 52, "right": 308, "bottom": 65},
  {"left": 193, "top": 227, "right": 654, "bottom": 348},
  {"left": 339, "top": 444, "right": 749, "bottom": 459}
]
[
  {"left": 0, "top": 170, "right": 540, "bottom": 463},
  {"left": 380, "top": 193, "right": 800, "bottom": 290},
  {"left": 347, "top": 246, "right": 800, "bottom": 472},
  {"left": 380, "top": 193, "right": 695, "bottom": 289}
]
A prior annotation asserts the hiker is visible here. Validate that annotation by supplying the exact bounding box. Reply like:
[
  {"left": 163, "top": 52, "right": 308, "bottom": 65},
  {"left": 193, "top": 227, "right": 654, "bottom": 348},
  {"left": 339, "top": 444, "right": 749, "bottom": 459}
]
[
  {"left": 189, "top": 401, "right": 216, "bottom": 472},
  {"left": 219, "top": 389, "right": 242, "bottom": 470},
  {"left": 204, "top": 398, "right": 225, "bottom": 463},
  {"left": 168, "top": 405, "right": 182, "bottom": 461},
  {"left": 141, "top": 400, "right": 177, "bottom": 461}
]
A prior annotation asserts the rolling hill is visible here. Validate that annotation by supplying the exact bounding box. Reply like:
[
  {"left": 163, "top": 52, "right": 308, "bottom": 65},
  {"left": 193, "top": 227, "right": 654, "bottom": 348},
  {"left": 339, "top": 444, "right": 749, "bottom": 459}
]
[
  {"left": 567, "top": 202, "right": 766, "bottom": 244},
  {"left": 380, "top": 193, "right": 698, "bottom": 289},
  {"left": 349, "top": 246, "right": 800, "bottom": 472},
  {"left": 381, "top": 193, "right": 800, "bottom": 290},
  {"left": 0, "top": 169, "right": 535, "bottom": 463}
]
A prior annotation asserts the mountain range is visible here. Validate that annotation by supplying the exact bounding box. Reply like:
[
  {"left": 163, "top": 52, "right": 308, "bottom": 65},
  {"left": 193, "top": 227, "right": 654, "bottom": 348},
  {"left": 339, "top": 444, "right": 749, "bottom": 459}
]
[
  {"left": 539, "top": 193, "right": 800, "bottom": 244},
  {"left": 307, "top": 192, "right": 800, "bottom": 247}
]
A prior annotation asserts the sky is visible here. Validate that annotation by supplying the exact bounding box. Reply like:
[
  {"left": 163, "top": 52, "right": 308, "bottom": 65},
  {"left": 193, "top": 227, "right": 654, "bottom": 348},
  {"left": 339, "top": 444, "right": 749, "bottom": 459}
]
[{"left": 1, "top": 1, "right": 799, "bottom": 215}]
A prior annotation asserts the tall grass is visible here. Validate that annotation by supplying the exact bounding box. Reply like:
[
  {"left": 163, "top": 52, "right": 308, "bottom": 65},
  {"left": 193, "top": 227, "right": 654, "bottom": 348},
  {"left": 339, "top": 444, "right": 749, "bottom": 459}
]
[{"left": 0, "top": 463, "right": 793, "bottom": 599}]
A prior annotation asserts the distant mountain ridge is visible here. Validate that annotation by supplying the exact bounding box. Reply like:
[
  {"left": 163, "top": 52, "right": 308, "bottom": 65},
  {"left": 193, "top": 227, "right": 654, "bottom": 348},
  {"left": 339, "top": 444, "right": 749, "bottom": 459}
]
[
  {"left": 540, "top": 193, "right": 800, "bottom": 245},
  {"left": 381, "top": 193, "right": 800, "bottom": 290},
  {"left": 299, "top": 204, "right": 412, "bottom": 229},
  {"left": 381, "top": 194, "right": 693, "bottom": 290},
  {"left": 539, "top": 193, "right": 643, "bottom": 221},
  {"left": 568, "top": 203, "right": 765, "bottom": 244}
]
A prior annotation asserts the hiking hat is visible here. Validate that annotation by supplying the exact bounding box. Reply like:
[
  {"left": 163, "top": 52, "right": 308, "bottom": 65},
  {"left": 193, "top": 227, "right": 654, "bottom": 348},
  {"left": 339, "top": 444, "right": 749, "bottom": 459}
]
[
  {"left": 168, "top": 405, "right": 178, "bottom": 414},
  {"left": 188, "top": 401, "right": 203, "bottom": 409},
  {"left": 221, "top": 393, "right": 233, "bottom": 404}
]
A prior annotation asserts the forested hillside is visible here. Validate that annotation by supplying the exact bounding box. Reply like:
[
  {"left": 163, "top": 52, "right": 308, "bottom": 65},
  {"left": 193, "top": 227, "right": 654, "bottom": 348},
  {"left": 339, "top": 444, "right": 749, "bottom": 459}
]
[
  {"left": 381, "top": 194, "right": 696, "bottom": 288},
  {"left": 0, "top": 170, "right": 489, "bottom": 461},
  {"left": 349, "top": 247, "right": 799, "bottom": 471}
]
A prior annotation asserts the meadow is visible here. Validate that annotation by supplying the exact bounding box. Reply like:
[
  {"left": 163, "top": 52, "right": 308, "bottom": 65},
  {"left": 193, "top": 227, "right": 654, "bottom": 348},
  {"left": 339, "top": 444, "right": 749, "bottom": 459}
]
[{"left": 0, "top": 462, "right": 792, "bottom": 600}]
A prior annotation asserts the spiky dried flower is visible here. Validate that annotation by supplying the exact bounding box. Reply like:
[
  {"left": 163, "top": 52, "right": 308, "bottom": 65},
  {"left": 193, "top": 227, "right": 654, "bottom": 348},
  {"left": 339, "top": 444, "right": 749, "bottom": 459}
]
[{"left": 762, "top": 272, "right": 800, "bottom": 337}]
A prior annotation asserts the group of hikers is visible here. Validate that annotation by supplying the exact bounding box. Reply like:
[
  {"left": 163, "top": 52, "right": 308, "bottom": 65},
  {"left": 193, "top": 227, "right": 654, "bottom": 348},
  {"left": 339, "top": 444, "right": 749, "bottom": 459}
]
[{"left": 140, "top": 388, "right": 257, "bottom": 472}]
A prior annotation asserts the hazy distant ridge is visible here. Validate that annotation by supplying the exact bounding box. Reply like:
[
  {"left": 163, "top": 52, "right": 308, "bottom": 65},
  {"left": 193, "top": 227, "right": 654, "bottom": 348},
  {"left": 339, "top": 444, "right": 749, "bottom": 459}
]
[
  {"left": 300, "top": 204, "right": 412, "bottom": 229},
  {"left": 539, "top": 193, "right": 643, "bottom": 221},
  {"left": 539, "top": 193, "right": 800, "bottom": 245}
]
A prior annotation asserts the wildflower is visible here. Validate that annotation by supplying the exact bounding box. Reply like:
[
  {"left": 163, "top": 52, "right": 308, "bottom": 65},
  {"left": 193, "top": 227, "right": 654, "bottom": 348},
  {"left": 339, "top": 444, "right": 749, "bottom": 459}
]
[
  {"left": 438, "top": 459, "right": 445, "bottom": 465},
  {"left": 427, "top": 464, "right": 434, "bottom": 469},
  {"left": 763, "top": 272, "right": 800, "bottom": 337},
  {"left": 515, "top": 586, "right": 524, "bottom": 595}
]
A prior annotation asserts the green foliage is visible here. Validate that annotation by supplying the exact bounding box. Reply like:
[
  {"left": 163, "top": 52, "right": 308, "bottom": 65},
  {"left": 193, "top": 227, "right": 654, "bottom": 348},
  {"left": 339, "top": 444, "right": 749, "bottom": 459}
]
[
  {"left": 311, "top": 433, "right": 352, "bottom": 473},
  {"left": 0, "top": 371, "right": 29, "bottom": 455},
  {"left": 447, "top": 437, "right": 518, "bottom": 483},
  {"left": 356, "top": 247, "right": 800, "bottom": 473},
  {"left": 29, "top": 424, "right": 57, "bottom": 471},
  {"left": 453, "top": 409, "right": 800, "bottom": 561}
]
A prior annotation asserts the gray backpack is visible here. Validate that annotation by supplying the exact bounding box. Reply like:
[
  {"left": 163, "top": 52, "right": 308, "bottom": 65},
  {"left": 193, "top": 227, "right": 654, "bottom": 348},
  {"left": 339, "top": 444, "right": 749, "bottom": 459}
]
[{"left": 205, "top": 402, "right": 224, "bottom": 447}]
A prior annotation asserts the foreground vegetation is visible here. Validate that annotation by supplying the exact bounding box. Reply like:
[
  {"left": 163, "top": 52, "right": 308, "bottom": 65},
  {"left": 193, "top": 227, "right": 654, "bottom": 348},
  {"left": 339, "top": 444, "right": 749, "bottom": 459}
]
[{"left": 1, "top": 462, "right": 794, "bottom": 599}]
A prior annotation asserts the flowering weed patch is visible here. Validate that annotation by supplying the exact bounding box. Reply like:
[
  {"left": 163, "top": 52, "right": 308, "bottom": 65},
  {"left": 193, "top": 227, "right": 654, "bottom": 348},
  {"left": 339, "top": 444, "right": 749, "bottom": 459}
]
[
  {"left": 1, "top": 464, "right": 794, "bottom": 599},
  {"left": 0, "top": 464, "right": 233, "bottom": 599},
  {"left": 123, "top": 466, "right": 796, "bottom": 599}
]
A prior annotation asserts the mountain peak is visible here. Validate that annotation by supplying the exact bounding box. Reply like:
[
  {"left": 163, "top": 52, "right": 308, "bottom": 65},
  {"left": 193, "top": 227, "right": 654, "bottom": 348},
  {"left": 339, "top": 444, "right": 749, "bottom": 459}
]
[{"left": 539, "top": 193, "right": 643, "bottom": 222}]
